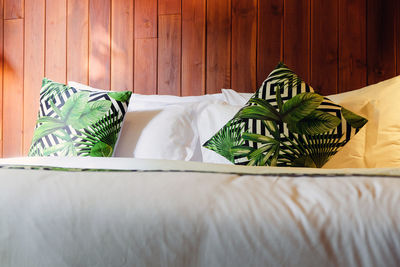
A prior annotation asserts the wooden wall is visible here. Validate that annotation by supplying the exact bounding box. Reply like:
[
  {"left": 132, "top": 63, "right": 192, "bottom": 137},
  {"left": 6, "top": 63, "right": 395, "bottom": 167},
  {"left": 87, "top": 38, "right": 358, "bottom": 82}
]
[{"left": 0, "top": 0, "right": 399, "bottom": 157}]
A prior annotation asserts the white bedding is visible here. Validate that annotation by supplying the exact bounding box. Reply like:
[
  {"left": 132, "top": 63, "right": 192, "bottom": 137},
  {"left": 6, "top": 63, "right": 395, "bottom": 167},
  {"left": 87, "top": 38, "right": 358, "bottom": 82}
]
[{"left": 0, "top": 157, "right": 399, "bottom": 267}]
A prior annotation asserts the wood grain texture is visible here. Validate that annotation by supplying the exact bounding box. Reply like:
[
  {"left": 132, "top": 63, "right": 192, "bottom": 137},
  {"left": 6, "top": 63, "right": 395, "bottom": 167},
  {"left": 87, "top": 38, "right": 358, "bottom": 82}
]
[
  {"left": 134, "top": 38, "right": 157, "bottom": 94},
  {"left": 311, "top": 0, "right": 338, "bottom": 95},
  {"left": 89, "top": 0, "right": 110, "bottom": 90},
  {"left": 67, "top": 0, "right": 89, "bottom": 84},
  {"left": 283, "top": 0, "right": 310, "bottom": 82},
  {"left": 135, "top": 0, "right": 157, "bottom": 38},
  {"left": 206, "top": 0, "right": 231, "bottom": 93},
  {"left": 257, "top": 0, "right": 283, "bottom": 87},
  {"left": 0, "top": 0, "right": 3, "bottom": 157},
  {"left": 182, "top": 0, "right": 205, "bottom": 96},
  {"left": 158, "top": 15, "right": 181, "bottom": 95},
  {"left": 4, "top": 0, "right": 23, "bottom": 19},
  {"left": 24, "top": 0, "right": 45, "bottom": 155},
  {"left": 45, "top": 0, "right": 67, "bottom": 83},
  {"left": 367, "top": 0, "right": 396, "bottom": 85},
  {"left": 3, "top": 19, "right": 23, "bottom": 157},
  {"left": 111, "top": 0, "right": 134, "bottom": 91},
  {"left": 159, "top": 0, "right": 181, "bottom": 15},
  {"left": 232, "top": 0, "right": 257, "bottom": 92},
  {"left": 339, "top": 0, "right": 367, "bottom": 92}
]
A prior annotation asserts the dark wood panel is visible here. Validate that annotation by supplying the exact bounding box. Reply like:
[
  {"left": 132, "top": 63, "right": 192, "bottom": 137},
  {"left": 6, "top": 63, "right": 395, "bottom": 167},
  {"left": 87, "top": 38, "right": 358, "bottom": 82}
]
[
  {"left": 283, "top": 0, "right": 310, "bottom": 82},
  {"left": 311, "top": 0, "right": 338, "bottom": 95},
  {"left": 159, "top": 0, "right": 181, "bottom": 15},
  {"left": 24, "top": 0, "right": 45, "bottom": 155},
  {"left": 3, "top": 19, "right": 23, "bottom": 156},
  {"left": 398, "top": 0, "right": 400, "bottom": 75},
  {"left": 367, "top": 0, "right": 397, "bottom": 85},
  {"left": 182, "top": 0, "right": 205, "bottom": 96},
  {"left": 339, "top": 0, "right": 367, "bottom": 92},
  {"left": 206, "top": 0, "right": 231, "bottom": 93},
  {"left": 45, "top": 0, "right": 67, "bottom": 83},
  {"left": 134, "top": 38, "right": 157, "bottom": 94},
  {"left": 158, "top": 15, "right": 181, "bottom": 95},
  {"left": 232, "top": 0, "right": 257, "bottom": 93},
  {"left": 89, "top": 0, "right": 111, "bottom": 90},
  {"left": 257, "top": 0, "right": 283, "bottom": 87},
  {"left": 135, "top": 0, "right": 157, "bottom": 38},
  {"left": 111, "top": 0, "right": 134, "bottom": 91},
  {"left": 4, "top": 0, "right": 23, "bottom": 19},
  {"left": 67, "top": 0, "right": 89, "bottom": 84}
]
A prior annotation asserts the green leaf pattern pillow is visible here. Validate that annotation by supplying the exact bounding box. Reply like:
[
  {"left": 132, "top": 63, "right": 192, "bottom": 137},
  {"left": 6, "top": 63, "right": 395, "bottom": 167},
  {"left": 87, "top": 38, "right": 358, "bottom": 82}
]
[
  {"left": 204, "top": 63, "right": 367, "bottom": 168},
  {"left": 28, "top": 78, "right": 132, "bottom": 157}
]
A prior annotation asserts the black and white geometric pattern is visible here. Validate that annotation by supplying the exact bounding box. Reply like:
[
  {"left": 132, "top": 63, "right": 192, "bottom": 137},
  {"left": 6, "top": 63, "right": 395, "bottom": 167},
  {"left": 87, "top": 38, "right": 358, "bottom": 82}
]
[
  {"left": 205, "top": 63, "right": 367, "bottom": 167},
  {"left": 29, "top": 79, "right": 131, "bottom": 157}
]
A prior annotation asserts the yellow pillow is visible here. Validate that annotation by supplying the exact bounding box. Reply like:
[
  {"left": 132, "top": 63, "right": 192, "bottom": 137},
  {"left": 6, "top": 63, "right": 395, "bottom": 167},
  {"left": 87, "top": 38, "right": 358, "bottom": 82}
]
[{"left": 325, "top": 76, "right": 400, "bottom": 168}]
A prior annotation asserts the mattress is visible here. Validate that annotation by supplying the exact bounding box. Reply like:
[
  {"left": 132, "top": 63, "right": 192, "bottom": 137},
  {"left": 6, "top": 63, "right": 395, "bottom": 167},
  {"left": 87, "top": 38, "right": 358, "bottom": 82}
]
[{"left": 0, "top": 157, "right": 399, "bottom": 267}]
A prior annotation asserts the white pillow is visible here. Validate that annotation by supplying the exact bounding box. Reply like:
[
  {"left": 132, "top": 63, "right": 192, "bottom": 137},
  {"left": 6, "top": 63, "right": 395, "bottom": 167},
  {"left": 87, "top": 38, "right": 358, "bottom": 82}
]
[
  {"left": 195, "top": 101, "right": 242, "bottom": 164},
  {"left": 222, "top": 76, "right": 400, "bottom": 168},
  {"left": 68, "top": 81, "right": 225, "bottom": 161}
]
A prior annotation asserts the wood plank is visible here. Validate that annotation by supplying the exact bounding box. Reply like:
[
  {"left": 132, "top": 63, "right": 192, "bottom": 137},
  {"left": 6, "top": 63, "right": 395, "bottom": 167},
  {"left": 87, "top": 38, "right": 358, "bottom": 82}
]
[
  {"left": 283, "top": 0, "right": 310, "bottom": 82},
  {"left": 232, "top": 0, "right": 257, "bottom": 93},
  {"left": 181, "top": 0, "right": 205, "bottom": 96},
  {"left": 67, "top": 0, "right": 89, "bottom": 84},
  {"left": 339, "top": 0, "right": 367, "bottom": 92},
  {"left": 134, "top": 38, "right": 157, "bottom": 94},
  {"left": 45, "top": 0, "right": 67, "bottom": 83},
  {"left": 24, "top": 0, "right": 45, "bottom": 155},
  {"left": 367, "top": 0, "right": 396, "bottom": 85},
  {"left": 257, "top": 0, "right": 283, "bottom": 87},
  {"left": 4, "top": 0, "right": 23, "bottom": 19},
  {"left": 3, "top": 19, "right": 24, "bottom": 157},
  {"left": 0, "top": 0, "right": 3, "bottom": 157},
  {"left": 159, "top": 0, "right": 181, "bottom": 15},
  {"left": 206, "top": 0, "right": 231, "bottom": 94},
  {"left": 135, "top": 0, "right": 157, "bottom": 38},
  {"left": 111, "top": 0, "right": 134, "bottom": 92},
  {"left": 158, "top": 15, "right": 181, "bottom": 95},
  {"left": 311, "top": 0, "right": 338, "bottom": 95},
  {"left": 89, "top": 0, "right": 111, "bottom": 90}
]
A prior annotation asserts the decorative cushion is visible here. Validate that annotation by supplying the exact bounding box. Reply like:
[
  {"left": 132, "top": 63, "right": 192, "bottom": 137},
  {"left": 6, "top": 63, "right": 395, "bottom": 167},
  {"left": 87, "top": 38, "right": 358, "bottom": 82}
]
[
  {"left": 28, "top": 78, "right": 132, "bottom": 157},
  {"left": 203, "top": 63, "right": 368, "bottom": 168}
]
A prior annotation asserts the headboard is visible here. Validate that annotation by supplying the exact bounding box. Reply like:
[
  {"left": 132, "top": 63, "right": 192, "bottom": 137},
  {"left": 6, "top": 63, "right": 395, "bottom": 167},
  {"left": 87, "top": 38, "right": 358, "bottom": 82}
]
[{"left": 1, "top": 0, "right": 399, "bottom": 157}]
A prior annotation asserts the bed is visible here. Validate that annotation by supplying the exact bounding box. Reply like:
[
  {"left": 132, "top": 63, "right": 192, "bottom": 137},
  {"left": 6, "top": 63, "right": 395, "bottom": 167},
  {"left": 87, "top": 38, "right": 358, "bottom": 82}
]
[{"left": 1, "top": 71, "right": 400, "bottom": 266}]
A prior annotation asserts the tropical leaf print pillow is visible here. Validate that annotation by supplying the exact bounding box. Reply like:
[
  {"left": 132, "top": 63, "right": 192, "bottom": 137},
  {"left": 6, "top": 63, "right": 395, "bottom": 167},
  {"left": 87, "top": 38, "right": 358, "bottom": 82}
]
[
  {"left": 203, "top": 63, "right": 368, "bottom": 168},
  {"left": 28, "top": 78, "right": 132, "bottom": 157}
]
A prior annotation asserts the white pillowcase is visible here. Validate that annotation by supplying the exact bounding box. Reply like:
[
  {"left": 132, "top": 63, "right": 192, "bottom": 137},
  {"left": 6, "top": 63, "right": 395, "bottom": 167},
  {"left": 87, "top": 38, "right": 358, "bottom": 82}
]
[{"left": 68, "top": 81, "right": 225, "bottom": 161}]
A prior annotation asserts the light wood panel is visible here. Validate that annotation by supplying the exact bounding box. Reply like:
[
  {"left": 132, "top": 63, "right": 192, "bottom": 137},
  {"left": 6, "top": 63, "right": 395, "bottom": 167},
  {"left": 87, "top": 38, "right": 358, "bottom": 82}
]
[
  {"left": 67, "top": 0, "right": 89, "bottom": 84},
  {"left": 158, "top": 15, "right": 181, "bottom": 95},
  {"left": 182, "top": 0, "right": 205, "bottom": 96},
  {"left": 134, "top": 38, "right": 157, "bottom": 94},
  {"left": 46, "top": 0, "right": 67, "bottom": 83},
  {"left": 23, "top": 0, "right": 45, "bottom": 154},
  {"left": 3, "top": 19, "right": 24, "bottom": 157},
  {"left": 206, "top": 0, "right": 231, "bottom": 93},
  {"left": 89, "top": 0, "right": 110, "bottom": 90},
  {"left": 111, "top": 0, "right": 134, "bottom": 91},
  {"left": 4, "top": 0, "right": 23, "bottom": 19},
  {"left": 1, "top": 0, "right": 399, "bottom": 156}
]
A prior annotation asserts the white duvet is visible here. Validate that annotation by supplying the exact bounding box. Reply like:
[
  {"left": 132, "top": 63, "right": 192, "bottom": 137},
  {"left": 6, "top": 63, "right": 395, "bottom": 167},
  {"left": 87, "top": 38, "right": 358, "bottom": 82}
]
[{"left": 0, "top": 157, "right": 399, "bottom": 267}]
